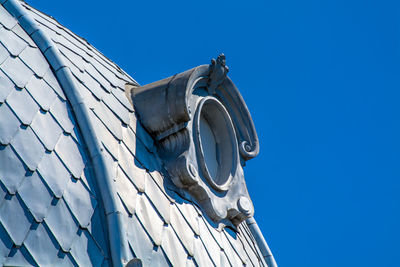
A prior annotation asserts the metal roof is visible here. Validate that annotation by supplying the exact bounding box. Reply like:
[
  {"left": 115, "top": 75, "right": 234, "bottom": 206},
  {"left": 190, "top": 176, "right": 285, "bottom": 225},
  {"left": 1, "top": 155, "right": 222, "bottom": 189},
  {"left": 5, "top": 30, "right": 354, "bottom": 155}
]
[{"left": 0, "top": 1, "right": 268, "bottom": 266}]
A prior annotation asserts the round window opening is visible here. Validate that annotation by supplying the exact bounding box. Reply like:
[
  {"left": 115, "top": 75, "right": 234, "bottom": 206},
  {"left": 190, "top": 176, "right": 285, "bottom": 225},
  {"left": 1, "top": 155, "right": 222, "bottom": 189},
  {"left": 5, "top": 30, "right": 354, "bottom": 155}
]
[{"left": 195, "top": 97, "right": 238, "bottom": 191}]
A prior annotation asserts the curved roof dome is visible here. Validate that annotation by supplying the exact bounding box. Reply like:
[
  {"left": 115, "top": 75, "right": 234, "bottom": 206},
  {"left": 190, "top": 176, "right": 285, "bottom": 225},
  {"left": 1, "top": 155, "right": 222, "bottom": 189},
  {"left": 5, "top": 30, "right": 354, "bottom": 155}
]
[{"left": 0, "top": 1, "right": 272, "bottom": 266}]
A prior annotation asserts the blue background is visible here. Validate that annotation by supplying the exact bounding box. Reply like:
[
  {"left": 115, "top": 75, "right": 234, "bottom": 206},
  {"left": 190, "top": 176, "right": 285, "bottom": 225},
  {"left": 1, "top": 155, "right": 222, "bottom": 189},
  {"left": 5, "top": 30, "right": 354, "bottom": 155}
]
[{"left": 27, "top": 0, "right": 400, "bottom": 266}]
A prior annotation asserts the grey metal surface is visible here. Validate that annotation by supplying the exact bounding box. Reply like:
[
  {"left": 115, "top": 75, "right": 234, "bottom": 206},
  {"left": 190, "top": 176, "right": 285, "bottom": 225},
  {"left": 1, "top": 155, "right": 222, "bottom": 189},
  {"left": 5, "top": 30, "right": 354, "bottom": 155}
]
[
  {"left": 0, "top": 2, "right": 110, "bottom": 265},
  {"left": 0, "top": 0, "right": 270, "bottom": 265}
]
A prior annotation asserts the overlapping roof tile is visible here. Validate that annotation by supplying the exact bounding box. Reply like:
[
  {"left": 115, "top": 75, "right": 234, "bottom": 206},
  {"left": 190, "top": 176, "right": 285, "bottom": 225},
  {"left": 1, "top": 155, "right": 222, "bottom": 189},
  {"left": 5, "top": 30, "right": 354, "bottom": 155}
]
[
  {"left": 125, "top": 214, "right": 154, "bottom": 266},
  {"left": 11, "top": 126, "right": 45, "bottom": 171},
  {"left": 23, "top": 222, "right": 63, "bottom": 266},
  {"left": 0, "top": 71, "right": 13, "bottom": 103},
  {"left": 0, "top": 3, "right": 112, "bottom": 265},
  {"left": 63, "top": 178, "right": 97, "bottom": 229},
  {"left": 4, "top": 245, "right": 37, "bottom": 266},
  {"left": 0, "top": 194, "right": 33, "bottom": 246},
  {"left": 0, "top": 103, "right": 20, "bottom": 145},
  {"left": 136, "top": 193, "right": 164, "bottom": 246},
  {"left": 0, "top": 1, "right": 268, "bottom": 265},
  {"left": 44, "top": 198, "right": 79, "bottom": 252},
  {"left": 55, "top": 134, "right": 85, "bottom": 178},
  {"left": 116, "top": 166, "right": 138, "bottom": 215},
  {"left": 0, "top": 43, "right": 8, "bottom": 65},
  {"left": 6, "top": 88, "right": 39, "bottom": 125},
  {"left": 161, "top": 224, "right": 187, "bottom": 267},
  {"left": 0, "top": 25, "right": 27, "bottom": 57},
  {"left": 25, "top": 77, "right": 57, "bottom": 111},
  {"left": 19, "top": 45, "right": 49, "bottom": 78},
  {"left": 18, "top": 171, "right": 53, "bottom": 222},
  {"left": 0, "top": 145, "right": 26, "bottom": 194},
  {"left": 37, "top": 151, "right": 71, "bottom": 198},
  {"left": 31, "top": 110, "right": 63, "bottom": 151},
  {"left": 0, "top": 5, "right": 17, "bottom": 30}
]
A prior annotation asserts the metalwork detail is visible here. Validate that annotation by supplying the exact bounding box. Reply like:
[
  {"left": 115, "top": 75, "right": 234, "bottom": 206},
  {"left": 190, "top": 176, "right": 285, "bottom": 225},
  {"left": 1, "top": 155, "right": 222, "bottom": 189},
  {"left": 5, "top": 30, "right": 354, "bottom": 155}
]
[{"left": 130, "top": 55, "right": 259, "bottom": 225}]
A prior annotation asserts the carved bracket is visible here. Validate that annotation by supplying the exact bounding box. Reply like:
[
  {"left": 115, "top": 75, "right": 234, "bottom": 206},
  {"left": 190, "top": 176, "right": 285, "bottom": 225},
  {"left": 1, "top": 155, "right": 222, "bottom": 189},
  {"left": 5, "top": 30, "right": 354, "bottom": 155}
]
[{"left": 130, "top": 54, "right": 259, "bottom": 225}]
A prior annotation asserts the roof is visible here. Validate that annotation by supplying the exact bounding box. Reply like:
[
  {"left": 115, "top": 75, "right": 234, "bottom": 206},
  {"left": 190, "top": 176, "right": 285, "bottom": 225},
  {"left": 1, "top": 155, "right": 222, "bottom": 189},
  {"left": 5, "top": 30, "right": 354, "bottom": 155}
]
[{"left": 0, "top": 0, "right": 269, "bottom": 266}]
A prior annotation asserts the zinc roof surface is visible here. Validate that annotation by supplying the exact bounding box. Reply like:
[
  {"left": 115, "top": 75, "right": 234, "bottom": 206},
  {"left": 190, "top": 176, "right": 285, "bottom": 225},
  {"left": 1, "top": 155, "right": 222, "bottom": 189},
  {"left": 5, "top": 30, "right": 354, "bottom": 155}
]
[{"left": 0, "top": 1, "right": 266, "bottom": 266}]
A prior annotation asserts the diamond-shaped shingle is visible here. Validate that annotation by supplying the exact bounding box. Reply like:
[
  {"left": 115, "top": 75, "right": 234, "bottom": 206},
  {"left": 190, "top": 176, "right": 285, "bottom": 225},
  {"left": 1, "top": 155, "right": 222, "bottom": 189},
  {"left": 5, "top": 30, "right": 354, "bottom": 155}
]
[
  {"left": 49, "top": 97, "right": 74, "bottom": 134},
  {"left": 0, "top": 5, "right": 17, "bottom": 30},
  {"left": 0, "top": 43, "right": 8, "bottom": 66},
  {"left": 0, "top": 145, "right": 26, "bottom": 194},
  {"left": 145, "top": 174, "right": 171, "bottom": 223},
  {"left": 10, "top": 126, "right": 45, "bottom": 172},
  {"left": 92, "top": 101, "right": 123, "bottom": 140},
  {"left": 63, "top": 179, "right": 97, "bottom": 228},
  {"left": 116, "top": 166, "right": 138, "bottom": 215},
  {"left": 80, "top": 70, "right": 106, "bottom": 101},
  {"left": 6, "top": 88, "right": 39, "bottom": 126},
  {"left": 25, "top": 76, "right": 57, "bottom": 111},
  {"left": 161, "top": 225, "right": 188, "bottom": 267},
  {"left": 118, "top": 142, "right": 146, "bottom": 192},
  {"left": 19, "top": 46, "right": 49, "bottom": 78},
  {"left": 102, "top": 91, "right": 130, "bottom": 125},
  {"left": 0, "top": 25, "right": 27, "bottom": 57},
  {"left": 111, "top": 86, "right": 134, "bottom": 112},
  {"left": 170, "top": 204, "right": 194, "bottom": 256},
  {"left": 125, "top": 215, "right": 153, "bottom": 266},
  {"left": 31, "top": 110, "right": 63, "bottom": 151},
  {"left": 0, "top": 70, "right": 14, "bottom": 103},
  {"left": 23, "top": 222, "right": 61, "bottom": 266},
  {"left": 70, "top": 229, "right": 104, "bottom": 267},
  {"left": 0, "top": 103, "right": 20, "bottom": 145},
  {"left": 57, "top": 43, "right": 86, "bottom": 72},
  {"left": 43, "top": 70, "right": 66, "bottom": 100},
  {"left": 18, "top": 171, "right": 53, "bottom": 222},
  {"left": 11, "top": 24, "right": 37, "bottom": 48},
  {"left": 0, "top": 194, "right": 33, "bottom": 246},
  {"left": 5, "top": 246, "right": 40, "bottom": 267},
  {"left": 55, "top": 134, "right": 85, "bottom": 178},
  {"left": 37, "top": 151, "right": 71, "bottom": 198},
  {"left": 193, "top": 236, "right": 216, "bottom": 267},
  {"left": 136, "top": 194, "right": 164, "bottom": 246},
  {"left": 44, "top": 198, "right": 79, "bottom": 252},
  {"left": 0, "top": 223, "right": 13, "bottom": 266}
]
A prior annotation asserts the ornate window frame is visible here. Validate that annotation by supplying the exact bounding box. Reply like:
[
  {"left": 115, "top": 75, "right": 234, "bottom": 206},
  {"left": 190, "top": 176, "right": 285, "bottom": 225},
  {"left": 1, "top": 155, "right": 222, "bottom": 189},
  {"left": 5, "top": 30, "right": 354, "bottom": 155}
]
[{"left": 129, "top": 55, "right": 259, "bottom": 225}]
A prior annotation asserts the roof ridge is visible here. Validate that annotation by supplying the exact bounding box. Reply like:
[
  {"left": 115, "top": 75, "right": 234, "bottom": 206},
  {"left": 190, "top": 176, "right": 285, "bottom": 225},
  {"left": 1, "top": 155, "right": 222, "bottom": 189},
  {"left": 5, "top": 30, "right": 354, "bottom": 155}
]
[
  {"left": 1, "top": 1, "right": 129, "bottom": 265},
  {"left": 21, "top": 0, "right": 138, "bottom": 85}
]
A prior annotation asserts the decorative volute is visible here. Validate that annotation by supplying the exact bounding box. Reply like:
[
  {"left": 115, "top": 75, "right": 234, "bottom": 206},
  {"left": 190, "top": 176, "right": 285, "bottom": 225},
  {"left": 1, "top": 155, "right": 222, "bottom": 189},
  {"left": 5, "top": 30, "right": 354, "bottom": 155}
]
[{"left": 129, "top": 54, "right": 259, "bottom": 225}]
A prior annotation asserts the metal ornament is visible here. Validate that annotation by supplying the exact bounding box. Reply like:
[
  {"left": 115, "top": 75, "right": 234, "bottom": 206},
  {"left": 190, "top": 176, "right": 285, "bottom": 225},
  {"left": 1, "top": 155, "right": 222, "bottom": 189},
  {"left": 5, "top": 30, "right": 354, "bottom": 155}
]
[{"left": 130, "top": 54, "right": 259, "bottom": 225}]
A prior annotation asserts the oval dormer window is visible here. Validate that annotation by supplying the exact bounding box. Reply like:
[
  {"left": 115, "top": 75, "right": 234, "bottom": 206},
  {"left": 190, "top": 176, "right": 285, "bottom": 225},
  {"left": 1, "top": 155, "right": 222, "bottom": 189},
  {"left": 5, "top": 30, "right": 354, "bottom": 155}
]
[{"left": 194, "top": 97, "right": 238, "bottom": 191}]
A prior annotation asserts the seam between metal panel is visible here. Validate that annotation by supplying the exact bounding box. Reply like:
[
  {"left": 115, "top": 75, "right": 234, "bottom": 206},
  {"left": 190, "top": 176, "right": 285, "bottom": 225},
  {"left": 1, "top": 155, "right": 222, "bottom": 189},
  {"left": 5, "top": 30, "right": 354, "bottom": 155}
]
[
  {"left": 246, "top": 217, "right": 278, "bottom": 267},
  {"left": 1, "top": 1, "right": 129, "bottom": 266}
]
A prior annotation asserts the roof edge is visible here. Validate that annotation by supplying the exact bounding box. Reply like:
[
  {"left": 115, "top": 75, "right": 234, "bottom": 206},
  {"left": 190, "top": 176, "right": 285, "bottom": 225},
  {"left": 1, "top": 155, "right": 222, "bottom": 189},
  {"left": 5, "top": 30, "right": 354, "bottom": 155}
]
[{"left": 1, "top": 1, "right": 129, "bottom": 266}]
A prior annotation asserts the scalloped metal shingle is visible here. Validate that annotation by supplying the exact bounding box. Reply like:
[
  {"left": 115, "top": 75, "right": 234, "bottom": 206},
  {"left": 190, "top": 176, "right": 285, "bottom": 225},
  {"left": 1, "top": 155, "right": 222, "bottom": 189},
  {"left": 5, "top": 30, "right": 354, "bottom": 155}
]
[
  {"left": 0, "top": 3, "right": 112, "bottom": 265},
  {"left": 0, "top": 103, "right": 20, "bottom": 145},
  {"left": 0, "top": 70, "right": 14, "bottom": 103},
  {"left": 0, "top": 25, "right": 27, "bottom": 57},
  {"left": 23, "top": 222, "right": 63, "bottom": 266},
  {"left": 19, "top": 45, "right": 49, "bottom": 78},
  {"left": 26, "top": 77, "right": 57, "bottom": 111},
  {"left": 44, "top": 197, "right": 79, "bottom": 252},
  {"left": 31, "top": 110, "right": 64, "bottom": 151},
  {"left": 63, "top": 178, "right": 97, "bottom": 229},
  {"left": 6, "top": 88, "right": 39, "bottom": 125},
  {"left": 18, "top": 171, "right": 53, "bottom": 222},
  {"left": 0, "top": 5, "right": 17, "bottom": 30},
  {"left": 11, "top": 126, "right": 45, "bottom": 171},
  {"left": 0, "top": 194, "right": 33, "bottom": 246},
  {"left": 37, "top": 151, "right": 71, "bottom": 198},
  {"left": 0, "top": 145, "right": 26, "bottom": 194},
  {"left": 0, "top": 1, "right": 267, "bottom": 265}
]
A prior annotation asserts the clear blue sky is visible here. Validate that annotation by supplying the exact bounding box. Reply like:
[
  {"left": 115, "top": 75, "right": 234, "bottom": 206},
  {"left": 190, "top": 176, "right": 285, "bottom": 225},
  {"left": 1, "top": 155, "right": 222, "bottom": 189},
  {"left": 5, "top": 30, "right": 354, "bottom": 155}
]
[{"left": 27, "top": 0, "right": 400, "bottom": 266}]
